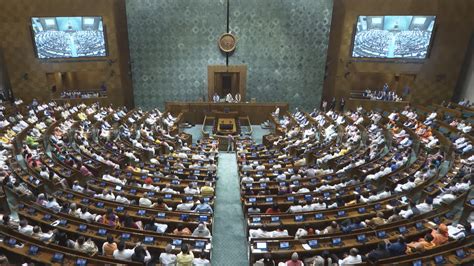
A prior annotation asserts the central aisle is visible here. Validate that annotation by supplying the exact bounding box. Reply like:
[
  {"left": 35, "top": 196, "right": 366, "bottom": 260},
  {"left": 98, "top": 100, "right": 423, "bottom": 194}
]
[{"left": 212, "top": 152, "right": 249, "bottom": 265}]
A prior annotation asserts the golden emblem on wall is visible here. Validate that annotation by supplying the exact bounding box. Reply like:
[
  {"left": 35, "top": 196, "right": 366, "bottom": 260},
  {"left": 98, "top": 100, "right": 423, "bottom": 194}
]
[{"left": 218, "top": 33, "right": 237, "bottom": 53}]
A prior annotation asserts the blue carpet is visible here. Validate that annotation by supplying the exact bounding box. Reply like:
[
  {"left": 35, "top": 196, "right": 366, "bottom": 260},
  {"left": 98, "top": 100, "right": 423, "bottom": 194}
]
[
  {"left": 212, "top": 152, "right": 249, "bottom": 265},
  {"left": 251, "top": 125, "right": 271, "bottom": 145},
  {"left": 182, "top": 125, "right": 203, "bottom": 144}
]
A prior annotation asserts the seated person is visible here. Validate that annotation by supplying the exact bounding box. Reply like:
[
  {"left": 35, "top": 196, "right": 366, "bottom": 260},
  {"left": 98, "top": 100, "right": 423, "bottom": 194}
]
[
  {"left": 249, "top": 225, "right": 289, "bottom": 239},
  {"left": 431, "top": 223, "right": 449, "bottom": 246},
  {"left": 159, "top": 244, "right": 177, "bottom": 265},
  {"left": 385, "top": 236, "right": 407, "bottom": 257},
  {"left": 285, "top": 252, "right": 303, "bottom": 266},
  {"left": 365, "top": 211, "right": 387, "bottom": 227},
  {"left": 173, "top": 223, "right": 192, "bottom": 236},
  {"left": 400, "top": 197, "right": 433, "bottom": 219},
  {"left": 366, "top": 242, "right": 390, "bottom": 263},
  {"left": 341, "top": 218, "right": 366, "bottom": 233},
  {"left": 406, "top": 233, "right": 435, "bottom": 254},
  {"left": 192, "top": 223, "right": 212, "bottom": 238},
  {"left": 73, "top": 236, "right": 99, "bottom": 255},
  {"left": 338, "top": 248, "right": 362, "bottom": 265}
]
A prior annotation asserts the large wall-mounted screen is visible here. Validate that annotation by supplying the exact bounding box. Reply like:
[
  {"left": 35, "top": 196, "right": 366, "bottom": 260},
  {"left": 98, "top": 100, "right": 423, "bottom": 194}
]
[
  {"left": 31, "top": 17, "right": 107, "bottom": 59},
  {"left": 351, "top": 16, "right": 436, "bottom": 59}
]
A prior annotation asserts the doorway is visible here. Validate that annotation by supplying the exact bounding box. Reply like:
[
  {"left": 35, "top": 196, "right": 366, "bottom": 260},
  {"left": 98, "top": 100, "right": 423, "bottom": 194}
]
[
  {"left": 208, "top": 65, "right": 247, "bottom": 102},
  {"left": 0, "top": 48, "right": 12, "bottom": 101},
  {"left": 214, "top": 72, "right": 240, "bottom": 97}
]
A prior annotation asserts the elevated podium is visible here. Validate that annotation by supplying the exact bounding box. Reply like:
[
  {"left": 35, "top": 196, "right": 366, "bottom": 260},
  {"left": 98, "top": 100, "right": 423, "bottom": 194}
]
[{"left": 165, "top": 102, "right": 289, "bottom": 124}]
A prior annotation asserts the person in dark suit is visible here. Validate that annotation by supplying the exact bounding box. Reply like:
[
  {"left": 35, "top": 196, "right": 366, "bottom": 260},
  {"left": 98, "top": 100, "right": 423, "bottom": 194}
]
[
  {"left": 329, "top": 97, "right": 336, "bottom": 110},
  {"left": 366, "top": 242, "right": 390, "bottom": 263},
  {"left": 340, "top": 97, "right": 345, "bottom": 111},
  {"left": 385, "top": 236, "right": 407, "bottom": 256}
]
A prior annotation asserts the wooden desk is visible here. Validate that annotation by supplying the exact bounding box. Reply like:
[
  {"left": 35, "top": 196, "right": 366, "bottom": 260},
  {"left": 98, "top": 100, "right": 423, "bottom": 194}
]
[
  {"left": 165, "top": 102, "right": 289, "bottom": 124},
  {"left": 217, "top": 118, "right": 236, "bottom": 134}
]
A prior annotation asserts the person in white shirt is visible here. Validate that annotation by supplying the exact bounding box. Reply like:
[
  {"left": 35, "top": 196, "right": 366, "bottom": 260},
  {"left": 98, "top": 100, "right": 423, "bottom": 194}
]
[
  {"left": 400, "top": 198, "right": 433, "bottom": 219},
  {"left": 161, "top": 184, "right": 179, "bottom": 194},
  {"left": 311, "top": 198, "right": 327, "bottom": 210},
  {"left": 462, "top": 143, "right": 473, "bottom": 154},
  {"left": 0, "top": 119, "right": 10, "bottom": 128},
  {"left": 444, "top": 177, "right": 471, "bottom": 193},
  {"left": 79, "top": 207, "right": 97, "bottom": 223},
  {"left": 426, "top": 138, "right": 440, "bottom": 149},
  {"left": 46, "top": 197, "right": 61, "bottom": 212},
  {"left": 433, "top": 192, "right": 457, "bottom": 206},
  {"left": 113, "top": 241, "right": 137, "bottom": 261},
  {"left": 18, "top": 219, "right": 34, "bottom": 236},
  {"left": 115, "top": 192, "right": 131, "bottom": 205},
  {"left": 361, "top": 188, "right": 392, "bottom": 203},
  {"left": 448, "top": 223, "right": 471, "bottom": 240},
  {"left": 193, "top": 252, "right": 211, "bottom": 266},
  {"left": 176, "top": 198, "right": 194, "bottom": 211},
  {"left": 142, "top": 179, "right": 160, "bottom": 192},
  {"left": 247, "top": 203, "right": 261, "bottom": 214},
  {"left": 295, "top": 227, "right": 308, "bottom": 239},
  {"left": 241, "top": 175, "right": 254, "bottom": 184},
  {"left": 32, "top": 226, "right": 54, "bottom": 242},
  {"left": 276, "top": 171, "right": 286, "bottom": 182},
  {"left": 95, "top": 189, "right": 115, "bottom": 201},
  {"left": 138, "top": 189, "right": 156, "bottom": 206},
  {"left": 72, "top": 180, "right": 84, "bottom": 192},
  {"left": 424, "top": 112, "right": 437, "bottom": 124},
  {"left": 225, "top": 93, "right": 233, "bottom": 103},
  {"left": 249, "top": 226, "right": 289, "bottom": 238},
  {"left": 159, "top": 244, "right": 177, "bottom": 266},
  {"left": 241, "top": 162, "right": 253, "bottom": 172},
  {"left": 39, "top": 167, "right": 49, "bottom": 179},
  {"left": 394, "top": 177, "right": 416, "bottom": 193},
  {"left": 365, "top": 167, "right": 391, "bottom": 181},
  {"left": 184, "top": 184, "right": 200, "bottom": 195},
  {"left": 339, "top": 248, "right": 362, "bottom": 266},
  {"left": 102, "top": 172, "right": 125, "bottom": 185},
  {"left": 287, "top": 200, "right": 303, "bottom": 213},
  {"left": 207, "top": 160, "right": 217, "bottom": 171},
  {"left": 388, "top": 112, "right": 398, "bottom": 121},
  {"left": 462, "top": 124, "right": 472, "bottom": 133},
  {"left": 234, "top": 93, "right": 242, "bottom": 103}
]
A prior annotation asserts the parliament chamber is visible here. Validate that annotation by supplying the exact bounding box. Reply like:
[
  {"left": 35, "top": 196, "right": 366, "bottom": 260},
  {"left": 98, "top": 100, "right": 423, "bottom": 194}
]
[{"left": 0, "top": 0, "right": 473, "bottom": 265}]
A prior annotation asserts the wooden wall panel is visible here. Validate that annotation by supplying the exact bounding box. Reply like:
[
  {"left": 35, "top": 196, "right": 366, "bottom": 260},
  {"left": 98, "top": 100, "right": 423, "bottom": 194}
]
[
  {"left": 323, "top": 0, "right": 474, "bottom": 106},
  {"left": 207, "top": 65, "right": 247, "bottom": 102},
  {"left": 0, "top": 0, "right": 133, "bottom": 107}
]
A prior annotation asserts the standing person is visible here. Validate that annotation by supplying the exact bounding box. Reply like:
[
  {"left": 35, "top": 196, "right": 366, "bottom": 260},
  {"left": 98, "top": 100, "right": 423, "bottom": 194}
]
[
  {"left": 227, "top": 134, "right": 234, "bottom": 152},
  {"left": 321, "top": 100, "right": 327, "bottom": 112},
  {"left": 403, "top": 85, "right": 410, "bottom": 99},
  {"left": 225, "top": 93, "right": 233, "bottom": 103},
  {"left": 192, "top": 251, "right": 211, "bottom": 266},
  {"left": 212, "top": 93, "right": 220, "bottom": 103},
  {"left": 330, "top": 97, "right": 336, "bottom": 111},
  {"left": 234, "top": 93, "right": 242, "bottom": 103},
  {"left": 340, "top": 97, "right": 345, "bottom": 111},
  {"left": 131, "top": 245, "right": 151, "bottom": 263},
  {"left": 159, "top": 244, "right": 177, "bottom": 265},
  {"left": 177, "top": 243, "right": 194, "bottom": 266}
]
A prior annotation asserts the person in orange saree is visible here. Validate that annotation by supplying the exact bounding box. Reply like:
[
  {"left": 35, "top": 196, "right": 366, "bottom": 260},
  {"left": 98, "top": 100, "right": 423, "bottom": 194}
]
[
  {"left": 431, "top": 223, "right": 449, "bottom": 246},
  {"left": 173, "top": 223, "right": 192, "bottom": 236},
  {"left": 406, "top": 233, "right": 435, "bottom": 254},
  {"left": 421, "top": 128, "right": 432, "bottom": 140}
]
